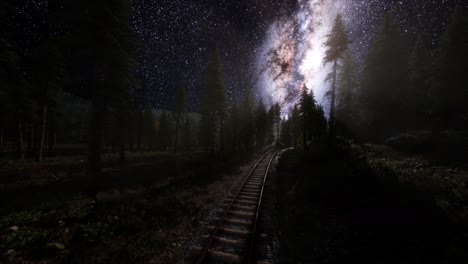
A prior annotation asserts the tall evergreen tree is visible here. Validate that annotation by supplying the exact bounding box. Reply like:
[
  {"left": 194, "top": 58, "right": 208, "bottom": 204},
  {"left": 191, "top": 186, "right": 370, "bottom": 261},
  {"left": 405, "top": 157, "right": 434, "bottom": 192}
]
[
  {"left": 360, "top": 13, "right": 409, "bottom": 141},
  {"left": 240, "top": 88, "right": 255, "bottom": 150},
  {"left": 158, "top": 109, "right": 171, "bottom": 151},
  {"left": 199, "top": 51, "right": 226, "bottom": 153},
  {"left": 255, "top": 98, "right": 268, "bottom": 147},
  {"left": 299, "top": 85, "right": 316, "bottom": 148},
  {"left": 143, "top": 104, "right": 156, "bottom": 150},
  {"left": 408, "top": 37, "right": 431, "bottom": 129},
  {"left": 323, "top": 14, "right": 349, "bottom": 142},
  {"left": 173, "top": 82, "right": 187, "bottom": 152},
  {"left": 65, "top": 0, "right": 136, "bottom": 185},
  {"left": 291, "top": 104, "right": 300, "bottom": 148},
  {"left": 430, "top": 6, "right": 468, "bottom": 130},
  {"left": 182, "top": 118, "right": 192, "bottom": 151},
  {"left": 227, "top": 101, "right": 241, "bottom": 152},
  {"left": 0, "top": 1, "right": 32, "bottom": 160},
  {"left": 315, "top": 105, "right": 328, "bottom": 141},
  {"left": 280, "top": 117, "right": 293, "bottom": 147},
  {"left": 272, "top": 102, "right": 281, "bottom": 144},
  {"left": 30, "top": 39, "right": 65, "bottom": 161},
  {"left": 336, "top": 51, "right": 357, "bottom": 138}
]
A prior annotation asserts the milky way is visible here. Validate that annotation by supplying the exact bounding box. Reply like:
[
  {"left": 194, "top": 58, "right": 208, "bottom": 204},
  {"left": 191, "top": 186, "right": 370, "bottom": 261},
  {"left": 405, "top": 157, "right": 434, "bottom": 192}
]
[
  {"left": 257, "top": 0, "right": 466, "bottom": 114},
  {"left": 130, "top": 0, "right": 465, "bottom": 112},
  {"left": 258, "top": 0, "right": 345, "bottom": 113}
]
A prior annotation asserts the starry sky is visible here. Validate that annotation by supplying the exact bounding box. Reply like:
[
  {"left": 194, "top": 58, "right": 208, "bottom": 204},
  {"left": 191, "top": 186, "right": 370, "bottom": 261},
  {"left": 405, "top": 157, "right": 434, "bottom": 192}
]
[
  {"left": 132, "top": 0, "right": 466, "bottom": 113},
  {"left": 9, "top": 0, "right": 468, "bottom": 112}
]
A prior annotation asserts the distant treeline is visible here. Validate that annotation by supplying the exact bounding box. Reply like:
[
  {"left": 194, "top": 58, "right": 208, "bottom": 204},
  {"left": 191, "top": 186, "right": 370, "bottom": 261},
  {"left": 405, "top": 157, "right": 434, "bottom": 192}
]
[
  {"left": 280, "top": 7, "right": 468, "bottom": 147},
  {"left": 0, "top": 0, "right": 285, "bottom": 182}
]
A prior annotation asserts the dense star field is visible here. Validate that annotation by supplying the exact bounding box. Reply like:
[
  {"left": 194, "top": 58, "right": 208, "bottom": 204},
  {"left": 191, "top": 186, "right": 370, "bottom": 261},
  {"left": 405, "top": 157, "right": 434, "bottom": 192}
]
[
  {"left": 9, "top": 0, "right": 468, "bottom": 110},
  {"left": 131, "top": 0, "right": 465, "bottom": 112}
]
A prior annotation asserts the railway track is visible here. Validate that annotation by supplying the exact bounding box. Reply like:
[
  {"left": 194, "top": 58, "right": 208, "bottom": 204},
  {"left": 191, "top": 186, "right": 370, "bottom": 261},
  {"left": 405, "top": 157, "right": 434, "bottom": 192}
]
[{"left": 189, "top": 148, "right": 279, "bottom": 264}]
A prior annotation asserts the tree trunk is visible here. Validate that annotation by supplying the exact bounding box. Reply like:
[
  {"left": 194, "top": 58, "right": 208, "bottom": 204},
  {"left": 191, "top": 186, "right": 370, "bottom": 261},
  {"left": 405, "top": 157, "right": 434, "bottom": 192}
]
[
  {"left": 128, "top": 122, "right": 134, "bottom": 152},
  {"left": 302, "top": 120, "right": 307, "bottom": 149},
  {"left": 329, "top": 59, "right": 338, "bottom": 144},
  {"left": 18, "top": 120, "right": 25, "bottom": 161},
  {"left": 32, "top": 124, "right": 39, "bottom": 156},
  {"left": 118, "top": 106, "right": 126, "bottom": 163},
  {"left": 37, "top": 104, "right": 47, "bottom": 161},
  {"left": 219, "top": 120, "right": 224, "bottom": 152},
  {"left": 173, "top": 115, "right": 180, "bottom": 152},
  {"left": 48, "top": 126, "right": 55, "bottom": 153},
  {"left": 28, "top": 125, "right": 33, "bottom": 154},
  {"left": 0, "top": 127, "right": 4, "bottom": 153},
  {"left": 88, "top": 96, "right": 105, "bottom": 192},
  {"left": 294, "top": 129, "right": 297, "bottom": 149},
  {"left": 276, "top": 121, "right": 280, "bottom": 144}
]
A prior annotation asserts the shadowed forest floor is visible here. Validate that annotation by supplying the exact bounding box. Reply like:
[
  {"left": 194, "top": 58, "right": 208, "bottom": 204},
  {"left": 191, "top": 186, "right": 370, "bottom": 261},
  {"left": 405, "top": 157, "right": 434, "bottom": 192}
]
[
  {"left": 1, "top": 144, "right": 468, "bottom": 263},
  {"left": 0, "top": 150, "right": 260, "bottom": 263},
  {"left": 277, "top": 143, "right": 468, "bottom": 263}
]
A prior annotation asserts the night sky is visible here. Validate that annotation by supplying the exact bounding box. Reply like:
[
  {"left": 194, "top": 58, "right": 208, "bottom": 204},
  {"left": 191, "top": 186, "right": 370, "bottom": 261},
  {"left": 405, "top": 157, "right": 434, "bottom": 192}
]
[{"left": 11, "top": 0, "right": 468, "bottom": 112}]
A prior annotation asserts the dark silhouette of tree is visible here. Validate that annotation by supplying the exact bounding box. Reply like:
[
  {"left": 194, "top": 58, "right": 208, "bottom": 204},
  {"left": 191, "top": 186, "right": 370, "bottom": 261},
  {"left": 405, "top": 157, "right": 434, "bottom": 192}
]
[
  {"left": 291, "top": 104, "right": 300, "bottom": 148},
  {"left": 280, "top": 116, "right": 293, "bottom": 147},
  {"left": 173, "top": 82, "right": 187, "bottom": 152},
  {"left": 336, "top": 51, "right": 357, "bottom": 138},
  {"left": 0, "top": 40, "right": 31, "bottom": 160},
  {"left": 182, "top": 118, "right": 192, "bottom": 151},
  {"left": 299, "top": 85, "right": 316, "bottom": 148},
  {"left": 430, "top": 6, "right": 468, "bottom": 130},
  {"left": 323, "top": 14, "right": 349, "bottom": 142},
  {"left": 142, "top": 105, "right": 155, "bottom": 150},
  {"left": 266, "top": 105, "right": 275, "bottom": 144},
  {"left": 227, "top": 102, "right": 241, "bottom": 152},
  {"left": 255, "top": 98, "right": 268, "bottom": 147},
  {"left": 30, "top": 39, "right": 65, "bottom": 161},
  {"left": 158, "top": 109, "right": 171, "bottom": 151},
  {"left": 64, "top": 0, "right": 136, "bottom": 187},
  {"left": 272, "top": 103, "right": 281, "bottom": 144},
  {"left": 359, "top": 13, "right": 409, "bottom": 142},
  {"left": 240, "top": 88, "right": 255, "bottom": 150},
  {"left": 199, "top": 51, "right": 226, "bottom": 153},
  {"left": 407, "top": 37, "right": 431, "bottom": 130}
]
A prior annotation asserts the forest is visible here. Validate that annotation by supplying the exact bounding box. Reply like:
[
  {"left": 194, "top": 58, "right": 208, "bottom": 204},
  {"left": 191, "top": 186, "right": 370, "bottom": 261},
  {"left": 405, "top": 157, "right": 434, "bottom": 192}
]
[{"left": 1, "top": 0, "right": 468, "bottom": 263}]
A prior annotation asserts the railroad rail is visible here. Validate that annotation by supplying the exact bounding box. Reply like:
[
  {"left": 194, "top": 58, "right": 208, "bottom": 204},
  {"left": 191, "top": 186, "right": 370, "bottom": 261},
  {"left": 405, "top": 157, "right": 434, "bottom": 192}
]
[{"left": 190, "top": 148, "right": 279, "bottom": 263}]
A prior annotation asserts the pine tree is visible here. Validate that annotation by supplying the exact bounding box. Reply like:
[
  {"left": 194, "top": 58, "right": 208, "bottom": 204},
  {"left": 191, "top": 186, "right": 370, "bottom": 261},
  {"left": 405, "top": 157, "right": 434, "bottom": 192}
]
[
  {"left": 272, "top": 103, "right": 281, "bottom": 144},
  {"left": 228, "top": 101, "right": 241, "bottom": 152},
  {"left": 255, "top": 98, "right": 268, "bottom": 147},
  {"left": 240, "top": 88, "right": 255, "bottom": 150},
  {"left": 323, "top": 14, "right": 349, "bottom": 142},
  {"left": 315, "top": 105, "right": 328, "bottom": 141},
  {"left": 158, "top": 109, "right": 171, "bottom": 151},
  {"left": 182, "top": 118, "right": 192, "bottom": 151},
  {"left": 360, "top": 13, "right": 409, "bottom": 142},
  {"left": 336, "top": 51, "right": 357, "bottom": 138},
  {"left": 30, "top": 39, "right": 65, "bottom": 161},
  {"left": 199, "top": 51, "right": 226, "bottom": 153},
  {"left": 291, "top": 104, "right": 300, "bottom": 148},
  {"left": 0, "top": 1, "right": 32, "bottom": 160},
  {"left": 173, "top": 82, "right": 187, "bottom": 152},
  {"left": 143, "top": 104, "right": 156, "bottom": 150},
  {"left": 299, "top": 85, "right": 316, "bottom": 148},
  {"left": 64, "top": 0, "right": 136, "bottom": 187},
  {"left": 280, "top": 117, "right": 292, "bottom": 147},
  {"left": 408, "top": 37, "right": 431, "bottom": 129},
  {"left": 430, "top": 6, "right": 468, "bottom": 130},
  {"left": 266, "top": 106, "right": 275, "bottom": 144}
]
